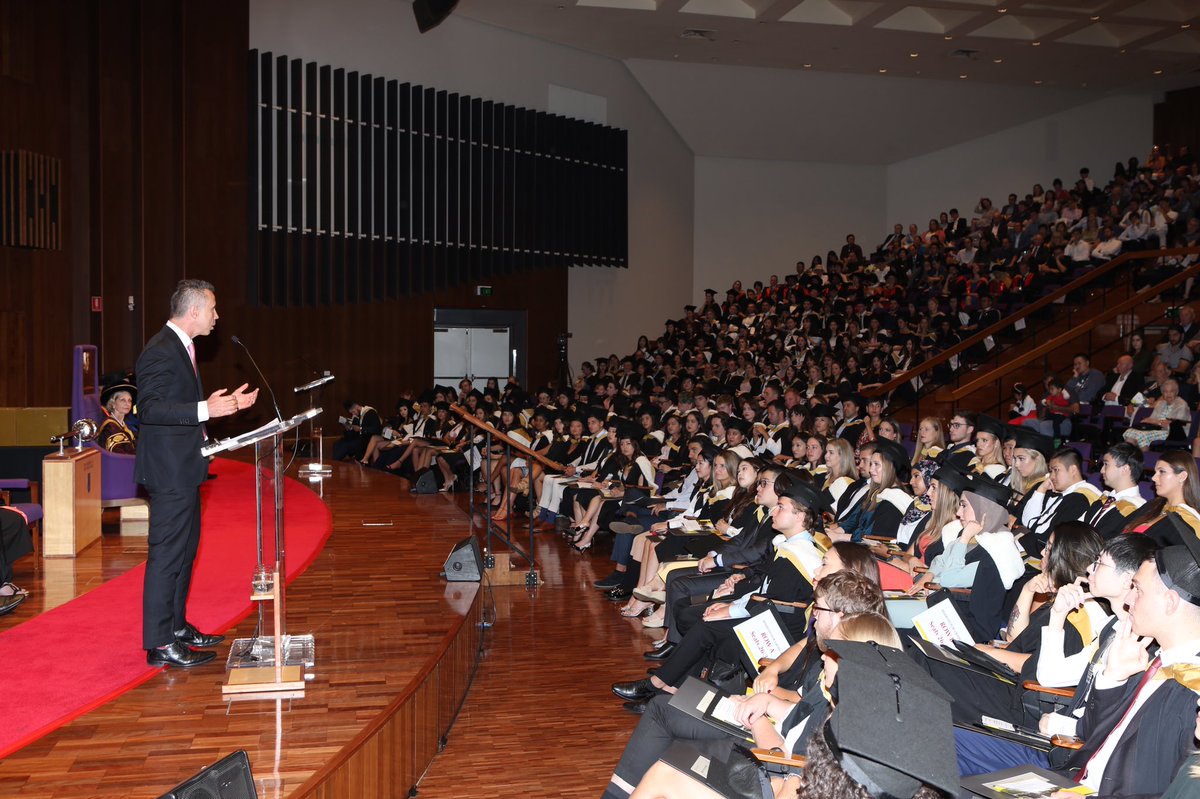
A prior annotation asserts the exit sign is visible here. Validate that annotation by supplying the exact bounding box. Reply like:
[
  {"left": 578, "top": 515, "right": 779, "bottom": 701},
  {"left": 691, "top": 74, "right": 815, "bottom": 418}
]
[{"left": 476, "top": 285, "right": 493, "bottom": 297}]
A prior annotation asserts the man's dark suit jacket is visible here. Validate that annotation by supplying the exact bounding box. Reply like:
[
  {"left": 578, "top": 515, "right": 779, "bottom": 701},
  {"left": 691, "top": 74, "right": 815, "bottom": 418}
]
[
  {"left": 1065, "top": 658, "right": 1198, "bottom": 798},
  {"left": 1100, "top": 371, "right": 1145, "bottom": 407},
  {"left": 134, "top": 326, "right": 207, "bottom": 490}
]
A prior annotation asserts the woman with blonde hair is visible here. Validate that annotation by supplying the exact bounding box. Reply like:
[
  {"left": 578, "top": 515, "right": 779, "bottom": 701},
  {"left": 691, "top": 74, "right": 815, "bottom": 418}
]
[
  {"left": 912, "top": 416, "right": 945, "bottom": 465},
  {"left": 827, "top": 440, "right": 913, "bottom": 544},
  {"left": 821, "top": 438, "right": 857, "bottom": 507}
]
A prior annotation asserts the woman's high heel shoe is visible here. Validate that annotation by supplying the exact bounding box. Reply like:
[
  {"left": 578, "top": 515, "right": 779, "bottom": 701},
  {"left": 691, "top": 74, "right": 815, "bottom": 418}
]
[{"left": 569, "top": 540, "right": 592, "bottom": 553}]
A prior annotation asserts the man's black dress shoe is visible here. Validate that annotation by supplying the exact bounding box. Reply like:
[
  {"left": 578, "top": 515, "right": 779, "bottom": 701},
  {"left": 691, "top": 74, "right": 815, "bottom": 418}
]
[
  {"left": 175, "top": 622, "right": 225, "bottom": 648},
  {"left": 593, "top": 571, "right": 623, "bottom": 590},
  {"left": 622, "top": 699, "right": 650, "bottom": 715},
  {"left": 612, "top": 677, "right": 658, "bottom": 702},
  {"left": 644, "top": 642, "right": 677, "bottom": 661},
  {"left": 147, "top": 641, "right": 217, "bottom": 668},
  {"left": 605, "top": 586, "right": 632, "bottom": 601}
]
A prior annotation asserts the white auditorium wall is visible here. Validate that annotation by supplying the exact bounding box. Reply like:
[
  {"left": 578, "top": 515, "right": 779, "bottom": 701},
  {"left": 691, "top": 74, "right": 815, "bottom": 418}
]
[
  {"left": 693, "top": 158, "right": 886, "bottom": 301},
  {"left": 248, "top": 0, "right": 695, "bottom": 372},
  {"left": 884, "top": 94, "right": 1154, "bottom": 231}
]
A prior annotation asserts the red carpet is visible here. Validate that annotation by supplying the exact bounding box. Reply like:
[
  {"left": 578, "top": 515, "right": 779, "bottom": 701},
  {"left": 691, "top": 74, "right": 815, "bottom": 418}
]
[{"left": 0, "top": 459, "right": 332, "bottom": 759}]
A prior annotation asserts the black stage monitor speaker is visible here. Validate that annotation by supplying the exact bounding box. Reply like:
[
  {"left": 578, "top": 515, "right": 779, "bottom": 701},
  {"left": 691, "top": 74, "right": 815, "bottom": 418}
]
[
  {"left": 156, "top": 750, "right": 256, "bottom": 799},
  {"left": 413, "top": 0, "right": 459, "bottom": 33},
  {"left": 442, "top": 536, "right": 482, "bottom": 582}
]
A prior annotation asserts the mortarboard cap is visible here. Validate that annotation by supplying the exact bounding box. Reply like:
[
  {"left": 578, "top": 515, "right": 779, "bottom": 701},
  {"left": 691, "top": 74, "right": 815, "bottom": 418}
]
[
  {"left": 823, "top": 640, "right": 959, "bottom": 797},
  {"left": 1158, "top": 517, "right": 1200, "bottom": 606},
  {"left": 931, "top": 466, "right": 970, "bottom": 496},
  {"left": 874, "top": 440, "right": 911, "bottom": 480},
  {"left": 1005, "top": 426, "right": 1054, "bottom": 460},
  {"left": 974, "top": 413, "right": 1006, "bottom": 441},
  {"left": 774, "top": 469, "right": 832, "bottom": 514},
  {"left": 965, "top": 474, "right": 1013, "bottom": 508},
  {"left": 811, "top": 403, "right": 836, "bottom": 420}
]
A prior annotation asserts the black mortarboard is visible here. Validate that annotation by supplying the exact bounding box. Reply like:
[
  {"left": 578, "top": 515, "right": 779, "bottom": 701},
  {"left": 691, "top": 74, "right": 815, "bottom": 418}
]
[
  {"left": 965, "top": 474, "right": 1013, "bottom": 507},
  {"left": 1158, "top": 517, "right": 1200, "bottom": 605},
  {"left": 842, "top": 393, "right": 866, "bottom": 409},
  {"left": 931, "top": 466, "right": 970, "bottom": 496},
  {"left": 1005, "top": 426, "right": 1054, "bottom": 460},
  {"left": 874, "top": 439, "right": 911, "bottom": 480},
  {"left": 100, "top": 380, "right": 137, "bottom": 406},
  {"left": 724, "top": 417, "right": 749, "bottom": 435},
  {"left": 684, "top": 305, "right": 697, "bottom": 312},
  {"left": 823, "top": 640, "right": 959, "bottom": 797},
  {"left": 615, "top": 420, "right": 641, "bottom": 440},
  {"left": 704, "top": 288, "right": 717, "bottom": 295},
  {"left": 974, "top": 413, "right": 1006, "bottom": 440},
  {"left": 774, "top": 469, "right": 832, "bottom": 513},
  {"left": 584, "top": 406, "right": 608, "bottom": 423}
]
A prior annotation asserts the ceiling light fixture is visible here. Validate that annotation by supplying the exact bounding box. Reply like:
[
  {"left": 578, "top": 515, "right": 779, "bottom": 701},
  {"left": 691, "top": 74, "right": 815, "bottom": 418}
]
[
  {"left": 1183, "top": 23, "right": 1192, "bottom": 29},
  {"left": 910, "top": 52, "right": 919, "bottom": 58},
  {"left": 998, "top": 7, "right": 1007, "bottom": 12},
  {"left": 803, "top": 63, "right": 812, "bottom": 68},
  {"left": 959, "top": 73, "right": 967, "bottom": 79},
  {"left": 1090, "top": 15, "right": 1100, "bottom": 21},
  {"left": 1034, "top": 79, "right": 1043, "bottom": 85},
  {"left": 1031, "top": 40, "right": 1041, "bottom": 46},
  {"left": 1154, "top": 68, "right": 1164, "bottom": 75},
  {"left": 878, "top": 68, "right": 888, "bottom": 73},
  {"left": 993, "top": 57, "right": 1003, "bottom": 63},
  {"left": 944, "top": 35, "right": 953, "bottom": 40}
]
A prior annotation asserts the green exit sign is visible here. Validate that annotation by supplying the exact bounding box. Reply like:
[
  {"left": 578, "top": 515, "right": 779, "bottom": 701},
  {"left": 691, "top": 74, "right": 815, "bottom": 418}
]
[{"left": 476, "top": 285, "right": 493, "bottom": 297}]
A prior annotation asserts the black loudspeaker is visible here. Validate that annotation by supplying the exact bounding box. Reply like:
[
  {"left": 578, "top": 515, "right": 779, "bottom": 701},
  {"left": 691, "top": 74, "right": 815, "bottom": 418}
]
[
  {"left": 157, "top": 751, "right": 256, "bottom": 799},
  {"left": 412, "top": 468, "right": 440, "bottom": 494},
  {"left": 413, "top": 0, "right": 459, "bottom": 33},
  {"left": 442, "top": 536, "right": 482, "bottom": 582}
]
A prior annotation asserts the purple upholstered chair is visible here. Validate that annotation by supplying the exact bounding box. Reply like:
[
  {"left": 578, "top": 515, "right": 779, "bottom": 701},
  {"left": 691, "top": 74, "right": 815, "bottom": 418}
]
[
  {"left": 0, "top": 478, "right": 41, "bottom": 559},
  {"left": 71, "top": 344, "right": 141, "bottom": 504}
]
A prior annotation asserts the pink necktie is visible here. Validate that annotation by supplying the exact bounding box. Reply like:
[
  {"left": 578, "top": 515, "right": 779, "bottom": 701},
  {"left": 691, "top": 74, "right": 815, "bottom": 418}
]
[{"left": 186, "top": 341, "right": 197, "bottom": 375}]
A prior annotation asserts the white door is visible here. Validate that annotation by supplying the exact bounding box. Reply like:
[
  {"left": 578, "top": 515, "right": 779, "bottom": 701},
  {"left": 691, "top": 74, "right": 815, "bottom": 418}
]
[{"left": 433, "top": 326, "right": 511, "bottom": 387}]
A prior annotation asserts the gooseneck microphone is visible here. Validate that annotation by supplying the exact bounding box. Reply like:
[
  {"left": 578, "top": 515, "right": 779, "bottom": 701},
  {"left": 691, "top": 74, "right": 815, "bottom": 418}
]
[{"left": 231, "top": 335, "right": 283, "bottom": 422}]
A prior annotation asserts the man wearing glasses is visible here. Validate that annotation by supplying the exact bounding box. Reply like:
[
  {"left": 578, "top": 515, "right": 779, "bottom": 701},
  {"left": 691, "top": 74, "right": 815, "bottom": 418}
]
[{"left": 941, "top": 411, "right": 977, "bottom": 471}]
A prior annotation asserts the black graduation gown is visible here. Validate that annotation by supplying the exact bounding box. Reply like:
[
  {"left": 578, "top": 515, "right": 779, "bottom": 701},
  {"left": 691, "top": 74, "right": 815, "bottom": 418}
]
[
  {"left": 0, "top": 507, "right": 33, "bottom": 583},
  {"left": 1144, "top": 508, "right": 1200, "bottom": 548}
]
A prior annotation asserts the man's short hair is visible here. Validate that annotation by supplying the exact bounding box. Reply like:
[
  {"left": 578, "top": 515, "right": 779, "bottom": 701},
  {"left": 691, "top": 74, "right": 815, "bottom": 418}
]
[
  {"left": 1104, "top": 534, "right": 1158, "bottom": 575},
  {"left": 1105, "top": 442, "right": 1144, "bottom": 483},
  {"left": 1049, "top": 446, "right": 1084, "bottom": 474},
  {"left": 169, "top": 279, "right": 215, "bottom": 319},
  {"left": 1073, "top": 352, "right": 1090, "bottom": 364},
  {"left": 952, "top": 410, "right": 977, "bottom": 428},
  {"left": 815, "top": 569, "right": 885, "bottom": 617}
]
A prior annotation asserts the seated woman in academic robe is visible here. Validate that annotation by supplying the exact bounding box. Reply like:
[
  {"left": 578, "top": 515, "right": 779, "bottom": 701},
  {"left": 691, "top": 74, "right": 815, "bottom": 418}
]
[
  {"left": 1123, "top": 449, "right": 1200, "bottom": 547},
  {"left": 97, "top": 380, "right": 137, "bottom": 454},
  {"left": 889, "top": 465, "right": 967, "bottom": 576},
  {"left": 907, "top": 477, "right": 1028, "bottom": 642},
  {"left": 826, "top": 440, "right": 913, "bottom": 544},
  {"left": 915, "top": 521, "right": 1104, "bottom": 727},
  {"left": 566, "top": 425, "right": 653, "bottom": 552}
]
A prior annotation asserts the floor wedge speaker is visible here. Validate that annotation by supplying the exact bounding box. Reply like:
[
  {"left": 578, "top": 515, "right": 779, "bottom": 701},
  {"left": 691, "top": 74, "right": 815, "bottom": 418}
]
[
  {"left": 442, "top": 536, "right": 482, "bottom": 582},
  {"left": 157, "top": 750, "right": 256, "bottom": 799}
]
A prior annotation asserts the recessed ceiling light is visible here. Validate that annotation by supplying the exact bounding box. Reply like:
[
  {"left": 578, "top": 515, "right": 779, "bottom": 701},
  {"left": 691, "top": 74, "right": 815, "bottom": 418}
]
[
  {"left": 944, "top": 35, "right": 953, "bottom": 40},
  {"left": 1090, "top": 15, "right": 1100, "bottom": 21},
  {"left": 1183, "top": 23, "right": 1192, "bottom": 29},
  {"left": 878, "top": 68, "right": 888, "bottom": 73},
  {"left": 1119, "top": 48, "right": 1127, "bottom": 53},
  {"left": 959, "top": 73, "right": 967, "bottom": 79},
  {"left": 1031, "top": 40, "right": 1041, "bottom": 46},
  {"left": 1154, "top": 68, "right": 1164, "bottom": 75},
  {"left": 910, "top": 52, "right": 919, "bottom": 58},
  {"left": 803, "top": 63, "right": 812, "bottom": 68},
  {"left": 1034, "top": 79, "right": 1043, "bottom": 85},
  {"left": 998, "top": 7, "right": 1007, "bottom": 12},
  {"left": 993, "top": 57, "right": 1003, "bottom": 64}
]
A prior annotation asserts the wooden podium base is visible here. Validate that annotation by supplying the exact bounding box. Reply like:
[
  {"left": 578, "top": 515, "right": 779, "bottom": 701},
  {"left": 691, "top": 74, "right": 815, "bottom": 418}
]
[
  {"left": 223, "top": 665, "right": 306, "bottom": 701},
  {"left": 487, "top": 551, "right": 541, "bottom": 587}
]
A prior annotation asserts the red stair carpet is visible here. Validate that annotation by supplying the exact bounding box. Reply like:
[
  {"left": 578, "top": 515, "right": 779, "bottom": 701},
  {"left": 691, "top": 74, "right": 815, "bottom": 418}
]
[{"left": 0, "top": 459, "right": 332, "bottom": 759}]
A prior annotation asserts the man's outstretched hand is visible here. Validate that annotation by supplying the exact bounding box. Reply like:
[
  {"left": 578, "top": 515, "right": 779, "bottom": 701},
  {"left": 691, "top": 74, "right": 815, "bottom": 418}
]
[
  {"left": 231, "top": 383, "right": 260, "bottom": 410},
  {"left": 207, "top": 388, "right": 239, "bottom": 418}
]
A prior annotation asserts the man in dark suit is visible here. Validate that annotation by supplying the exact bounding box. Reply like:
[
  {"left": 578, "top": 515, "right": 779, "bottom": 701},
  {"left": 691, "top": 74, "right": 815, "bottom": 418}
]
[
  {"left": 1100, "top": 355, "right": 1145, "bottom": 407},
  {"left": 136, "top": 279, "right": 258, "bottom": 668}
]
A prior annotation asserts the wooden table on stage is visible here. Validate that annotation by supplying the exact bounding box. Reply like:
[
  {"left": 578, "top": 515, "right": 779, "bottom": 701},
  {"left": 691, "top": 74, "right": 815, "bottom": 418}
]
[{"left": 41, "top": 448, "right": 101, "bottom": 557}]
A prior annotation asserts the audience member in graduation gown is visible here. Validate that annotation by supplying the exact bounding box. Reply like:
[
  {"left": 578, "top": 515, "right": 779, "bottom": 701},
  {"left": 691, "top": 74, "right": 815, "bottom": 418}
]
[
  {"left": 939, "top": 410, "right": 977, "bottom": 471},
  {"left": 624, "top": 633, "right": 961, "bottom": 799},
  {"left": 600, "top": 568, "right": 886, "bottom": 798},
  {"left": 827, "top": 440, "right": 913, "bottom": 544},
  {"left": 820, "top": 437, "right": 858, "bottom": 510},
  {"left": 331, "top": 399, "right": 382, "bottom": 462},
  {"left": 1018, "top": 447, "right": 1099, "bottom": 555},
  {"left": 1125, "top": 449, "right": 1200, "bottom": 547},
  {"left": 1008, "top": 426, "right": 1052, "bottom": 524},
  {"left": 0, "top": 506, "right": 33, "bottom": 612},
  {"left": 918, "top": 521, "right": 1104, "bottom": 726},
  {"left": 1082, "top": 443, "right": 1147, "bottom": 539},
  {"left": 911, "top": 416, "right": 946, "bottom": 466},
  {"left": 911, "top": 477, "right": 1028, "bottom": 642},
  {"left": 892, "top": 465, "right": 968, "bottom": 576},
  {"left": 968, "top": 414, "right": 1008, "bottom": 479},
  {"left": 958, "top": 534, "right": 1200, "bottom": 799},
  {"left": 610, "top": 472, "right": 828, "bottom": 704}
]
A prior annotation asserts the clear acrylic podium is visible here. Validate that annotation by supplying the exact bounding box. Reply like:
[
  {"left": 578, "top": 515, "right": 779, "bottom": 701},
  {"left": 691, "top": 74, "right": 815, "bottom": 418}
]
[{"left": 200, "top": 407, "right": 320, "bottom": 702}]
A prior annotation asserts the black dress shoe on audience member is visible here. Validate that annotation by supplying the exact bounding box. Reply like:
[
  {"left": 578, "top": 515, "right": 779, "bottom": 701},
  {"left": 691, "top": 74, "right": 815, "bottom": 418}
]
[
  {"left": 147, "top": 641, "right": 217, "bottom": 668},
  {"left": 175, "top": 622, "right": 225, "bottom": 648},
  {"left": 622, "top": 699, "right": 650, "bottom": 715},
  {"left": 593, "top": 571, "right": 623, "bottom": 590},
  {"left": 644, "top": 642, "right": 677, "bottom": 661},
  {"left": 605, "top": 586, "right": 633, "bottom": 601},
  {"left": 612, "top": 677, "right": 658, "bottom": 702}
]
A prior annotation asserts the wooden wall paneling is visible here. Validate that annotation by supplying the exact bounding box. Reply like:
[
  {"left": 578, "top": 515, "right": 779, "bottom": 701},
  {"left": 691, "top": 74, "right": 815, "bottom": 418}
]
[
  {"left": 457, "top": 94, "right": 471, "bottom": 285},
  {"left": 469, "top": 97, "right": 482, "bottom": 283},
  {"left": 257, "top": 50, "right": 273, "bottom": 305},
  {"left": 332, "top": 67, "right": 346, "bottom": 305},
  {"left": 361, "top": 73, "right": 376, "bottom": 304},
  {"left": 245, "top": 50, "right": 261, "bottom": 307},
  {"left": 289, "top": 58, "right": 304, "bottom": 307},
  {"left": 304, "top": 61, "right": 318, "bottom": 307},
  {"left": 318, "top": 64, "right": 331, "bottom": 306},
  {"left": 446, "top": 92, "right": 460, "bottom": 287},
  {"left": 97, "top": 0, "right": 137, "bottom": 376},
  {"left": 385, "top": 79, "right": 399, "bottom": 301}
]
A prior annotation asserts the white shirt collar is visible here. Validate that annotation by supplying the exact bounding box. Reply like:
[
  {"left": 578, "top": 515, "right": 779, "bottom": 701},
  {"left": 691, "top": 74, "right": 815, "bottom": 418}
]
[{"left": 166, "top": 320, "right": 193, "bottom": 349}]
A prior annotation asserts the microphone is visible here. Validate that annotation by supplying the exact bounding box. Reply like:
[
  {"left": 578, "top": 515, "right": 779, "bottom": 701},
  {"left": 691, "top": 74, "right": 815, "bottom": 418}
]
[{"left": 231, "top": 335, "right": 283, "bottom": 422}]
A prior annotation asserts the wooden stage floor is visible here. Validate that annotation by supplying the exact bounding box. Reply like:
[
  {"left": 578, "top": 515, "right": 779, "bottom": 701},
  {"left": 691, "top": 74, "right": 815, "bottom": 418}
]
[{"left": 0, "top": 458, "right": 644, "bottom": 798}]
